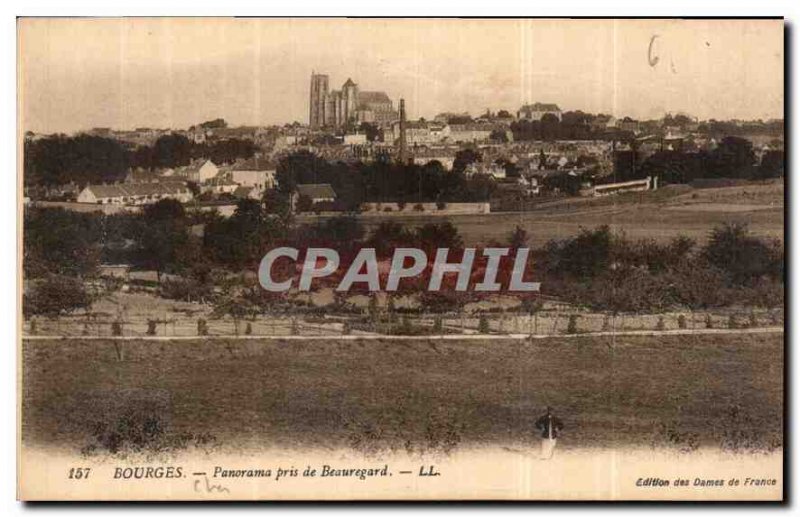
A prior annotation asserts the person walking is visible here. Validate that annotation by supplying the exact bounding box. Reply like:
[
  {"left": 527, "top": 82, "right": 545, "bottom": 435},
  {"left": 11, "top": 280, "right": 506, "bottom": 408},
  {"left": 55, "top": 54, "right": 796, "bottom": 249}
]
[{"left": 535, "top": 406, "right": 564, "bottom": 459}]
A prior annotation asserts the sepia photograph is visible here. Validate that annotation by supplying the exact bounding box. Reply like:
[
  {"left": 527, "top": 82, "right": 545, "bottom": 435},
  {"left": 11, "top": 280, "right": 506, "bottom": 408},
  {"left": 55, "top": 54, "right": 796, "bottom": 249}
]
[{"left": 16, "top": 17, "right": 785, "bottom": 501}]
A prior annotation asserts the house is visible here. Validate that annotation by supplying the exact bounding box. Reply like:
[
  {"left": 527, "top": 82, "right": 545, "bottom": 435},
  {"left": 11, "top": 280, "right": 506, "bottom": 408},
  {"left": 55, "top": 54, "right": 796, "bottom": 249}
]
[
  {"left": 464, "top": 161, "right": 507, "bottom": 179},
  {"left": 77, "top": 182, "right": 194, "bottom": 205},
  {"left": 232, "top": 186, "right": 262, "bottom": 201},
  {"left": 230, "top": 157, "right": 277, "bottom": 190},
  {"left": 517, "top": 103, "right": 562, "bottom": 121},
  {"left": 590, "top": 114, "right": 617, "bottom": 133},
  {"left": 446, "top": 123, "right": 495, "bottom": 143},
  {"left": 292, "top": 183, "right": 337, "bottom": 210},
  {"left": 343, "top": 133, "right": 368, "bottom": 145},
  {"left": 176, "top": 159, "right": 219, "bottom": 184},
  {"left": 616, "top": 117, "right": 641, "bottom": 135},
  {"left": 201, "top": 178, "right": 239, "bottom": 195}
]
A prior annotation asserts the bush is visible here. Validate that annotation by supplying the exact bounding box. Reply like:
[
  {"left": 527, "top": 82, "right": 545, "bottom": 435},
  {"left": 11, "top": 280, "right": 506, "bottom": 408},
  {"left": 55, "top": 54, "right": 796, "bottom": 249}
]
[
  {"left": 478, "top": 315, "right": 490, "bottom": 333},
  {"left": 197, "top": 318, "right": 208, "bottom": 336},
  {"left": 413, "top": 203, "right": 425, "bottom": 212},
  {"left": 702, "top": 223, "right": 783, "bottom": 285},
  {"left": 436, "top": 200, "right": 447, "bottom": 210},
  {"left": 23, "top": 275, "right": 93, "bottom": 318},
  {"left": 567, "top": 314, "right": 579, "bottom": 334},
  {"left": 160, "top": 278, "right": 212, "bottom": 303},
  {"left": 677, "top": 314, "right": 687, "bottom": 329},
  {"left": 77, "top": 391, "right": 218, "bottom": 457}
]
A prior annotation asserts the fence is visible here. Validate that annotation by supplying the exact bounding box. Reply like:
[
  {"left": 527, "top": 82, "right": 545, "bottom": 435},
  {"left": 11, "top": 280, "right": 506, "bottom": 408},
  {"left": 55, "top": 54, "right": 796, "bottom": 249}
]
[{"left": 24, "top": 307, "right": 784, "bottom": 339}]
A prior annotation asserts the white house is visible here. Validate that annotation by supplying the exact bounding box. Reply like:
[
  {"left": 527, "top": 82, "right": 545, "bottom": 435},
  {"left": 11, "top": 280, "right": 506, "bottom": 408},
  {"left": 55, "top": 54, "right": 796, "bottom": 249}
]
[
  {"left": 292, "top": 183, "right": 337, "bottom": 211},
  {"left": 231, "top": 157, "right": 277, "bottom": 190},
  {"left": 517, "top": 103, "right": 563, "bottom": 121},
  {"left": 177, "top": 159, "right": 219, "bottom": 184},
  {"left": 464, "top": 161, "right": 507, "bottom": 179},
  {"left": 77, "top": 182, "right": 194, "bottom": 205}
]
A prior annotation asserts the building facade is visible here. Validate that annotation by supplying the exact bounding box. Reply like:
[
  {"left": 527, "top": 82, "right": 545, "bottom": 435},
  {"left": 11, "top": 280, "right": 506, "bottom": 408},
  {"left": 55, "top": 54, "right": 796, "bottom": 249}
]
[{"left": 309, "top": 73, "right": 398, "bottom": 130}]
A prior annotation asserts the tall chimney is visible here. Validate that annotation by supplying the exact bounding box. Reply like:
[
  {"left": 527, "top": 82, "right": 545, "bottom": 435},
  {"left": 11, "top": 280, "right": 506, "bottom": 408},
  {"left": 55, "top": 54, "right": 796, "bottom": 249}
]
[{"left": 398, "top": 98, "right": 408, "bottom": 164}]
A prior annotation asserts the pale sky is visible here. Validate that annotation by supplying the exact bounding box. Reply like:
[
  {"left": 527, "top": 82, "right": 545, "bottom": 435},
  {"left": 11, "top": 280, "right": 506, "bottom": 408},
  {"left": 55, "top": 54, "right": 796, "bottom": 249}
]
[{"left": 19, "top": 18, "right": 784, "bottom": 134}]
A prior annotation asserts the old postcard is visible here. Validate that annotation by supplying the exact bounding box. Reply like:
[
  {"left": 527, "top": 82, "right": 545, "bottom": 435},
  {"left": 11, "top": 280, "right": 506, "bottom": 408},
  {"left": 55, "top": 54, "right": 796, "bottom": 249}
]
[{"left": 17, "top": 17, "right": 784, "bottom": 501}]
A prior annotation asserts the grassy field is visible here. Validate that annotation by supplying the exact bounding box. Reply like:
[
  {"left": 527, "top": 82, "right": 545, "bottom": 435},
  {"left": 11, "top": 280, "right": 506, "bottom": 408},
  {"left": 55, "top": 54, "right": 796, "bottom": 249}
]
[
  {"left": 21, "top": 333, "right": 783, "bottom": 456},
  {"left": 339, "top": 181, "right": 784, "bottom": 247}
]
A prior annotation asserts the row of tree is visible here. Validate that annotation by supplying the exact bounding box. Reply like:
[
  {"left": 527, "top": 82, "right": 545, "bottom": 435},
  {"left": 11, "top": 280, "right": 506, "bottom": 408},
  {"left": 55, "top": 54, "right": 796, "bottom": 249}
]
[
  {"left": 24, "top": 194, "right": 783, "bottom": 317},
  {"left": 24, "top": 133, "right": 257, "bottom": 186},
  {"left": 616, "top": 136, "right": 783, "bottom": 184},
  {"left": 274, "top": 149, "right": 495, "bottom": 208}
]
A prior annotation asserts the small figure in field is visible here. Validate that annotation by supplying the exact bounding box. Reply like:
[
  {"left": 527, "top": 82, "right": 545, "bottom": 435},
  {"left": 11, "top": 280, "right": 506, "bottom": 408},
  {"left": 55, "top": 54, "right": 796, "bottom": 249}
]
[{"left": 535, "top": 406, "right": 564, "bottom": 460}]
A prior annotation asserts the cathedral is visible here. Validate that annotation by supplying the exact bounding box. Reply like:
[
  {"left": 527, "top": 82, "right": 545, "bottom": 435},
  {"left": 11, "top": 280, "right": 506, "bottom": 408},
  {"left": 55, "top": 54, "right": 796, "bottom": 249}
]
[{"left": 309, "top": 73, "right": 398, "bottom": 130}]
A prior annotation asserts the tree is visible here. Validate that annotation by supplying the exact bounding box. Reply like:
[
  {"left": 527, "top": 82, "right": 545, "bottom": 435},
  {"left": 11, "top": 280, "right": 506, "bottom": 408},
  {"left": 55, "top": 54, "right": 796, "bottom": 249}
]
[
  {"left": 139, "top": 200, "right": 189, "bottom": 281},
  {"left": 416, "top": 222, "right": 463, "bottom": 251},
  {"left": 452, "top": 148, "right": 482, "bottom": 174},
  {"left": 359, "top": 122, "right": 381, "bottom": 142},
  {"left": 275, "top": 150, "right": 332, "bottom": 194},
  {"left": 490, "top": 129, "right": 508, "bottom": 143},
  {"left": 508, "top": 225, "right": 529, "bottom": 249},
  {"left": 151, "top": 134, "right": 193, "bottom": 168},
  {"left": 24, "top": 134, "right": 130, "bottom": 186},
  {"left": 23, "top": 275, "right": 93, "bottom": 318},
  {"left": 24, "top": 207, "right": 101, "bottom": 278},
  {"left": 295, "top": 194, "right": 313, "bottom": 213},
  {"left": 702, "top": 223, "right": 783, "bottom": 285},
  {"left": 709, "top": 136, "right": 756, "bottom": 179}
]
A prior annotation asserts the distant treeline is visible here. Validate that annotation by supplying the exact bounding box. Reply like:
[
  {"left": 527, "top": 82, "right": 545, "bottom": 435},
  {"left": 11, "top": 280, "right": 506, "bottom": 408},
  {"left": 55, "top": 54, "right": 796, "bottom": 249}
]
[
  {"left": 24, "top": 133, "right": 257, "bottom": 186},
  {"left": 615, "top": 136, "right": 783, "bottom": 184},
  {"left": 509, "top": 112, "right": 784, "bottom": 142},
  {"left": 273, "top": 149, "right": 493, "bottom": 209}
]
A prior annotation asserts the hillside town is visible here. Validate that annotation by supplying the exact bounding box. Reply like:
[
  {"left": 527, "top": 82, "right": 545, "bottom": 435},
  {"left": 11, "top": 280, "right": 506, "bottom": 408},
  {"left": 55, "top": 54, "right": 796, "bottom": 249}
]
[{"left": 23, "top": 72, "right": 784, "bottom": 217}]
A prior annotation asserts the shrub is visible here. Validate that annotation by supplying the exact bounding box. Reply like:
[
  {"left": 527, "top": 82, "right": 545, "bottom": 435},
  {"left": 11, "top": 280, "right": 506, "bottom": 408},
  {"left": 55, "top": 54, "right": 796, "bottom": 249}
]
[
  {"left": 383, "top": 206, "right": 393, "bottom": 212},
  {"left": 702, "top": 223, "right": 783, "bottom": 285},
  {"left": 77, "top": 391, "right": 218, "bottom": 457},
  {"left": 23, "top": 275, "right": 93, "bottom": 318},
  {"left": 197, "top": 318, "right": 208, "bottom": 336},
  {"left": 436, "top": 200, "right": 447, "bottom": 210},
  {"left": 677, "top": 314, "right": 687, "bottom": 329},
  {"left": 413, "top": 203, "right": 425, "bottom": 212},
  {"left": 567, "top": 314, "right": 579, "bottom": 334},
  {"left": 433, "top": 316, "right": 443, "bottom": 333},
  {"left": 397, "top": 201, "right": 407, "bottom": 211}
]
